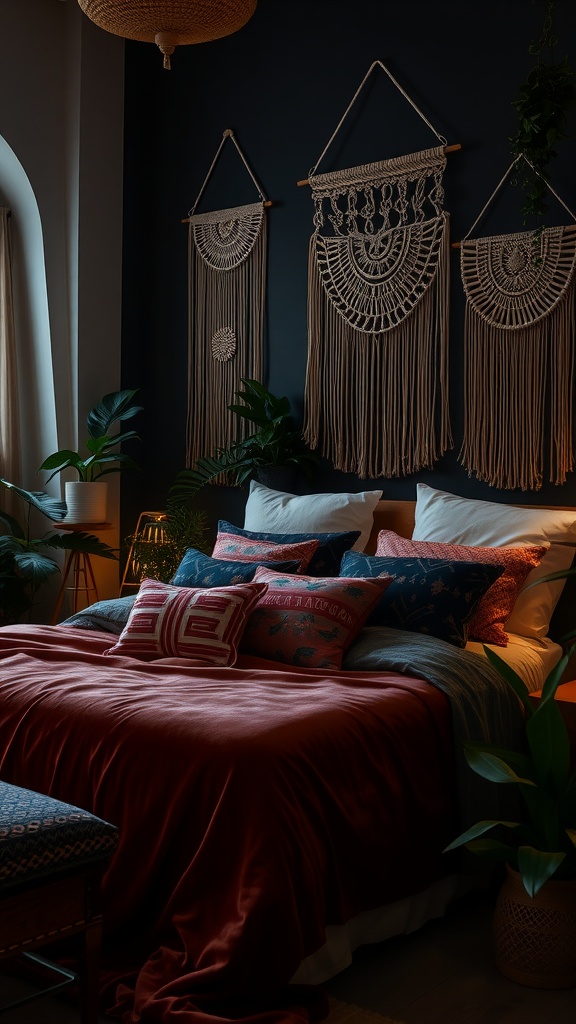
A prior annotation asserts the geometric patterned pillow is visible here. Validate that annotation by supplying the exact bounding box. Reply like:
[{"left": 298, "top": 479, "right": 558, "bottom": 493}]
[
  {"left": 211, "top": 530, "right": 319, "bottom": 572},
  {"left": 172, "top": 548, "right": 300, "bottom": 587},
  {"left": 239, "top": 567, "right": 392, "bottom": 670},
  {"left": 217, "top": 520, "right": 360, "bottom": 576},
  {"left": 340, "top": 551, "right": 505, "bottom": 648},
  {"left": 104, "top": 578, "right": 267, "bottom": 665},
  {"left": 375, "top": 530, "right": 546, "bottom": 646}
]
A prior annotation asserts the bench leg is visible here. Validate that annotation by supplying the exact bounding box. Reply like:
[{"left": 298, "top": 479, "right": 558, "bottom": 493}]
[{"left": 78, "top": 919, "right": 102, "bottom": 1024}]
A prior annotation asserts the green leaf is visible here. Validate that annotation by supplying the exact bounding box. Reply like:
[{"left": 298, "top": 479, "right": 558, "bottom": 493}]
[
  {"left": 42, "top": 532, "right": 118, "bottom": 560},
  {"left": 444, "top": 819, "right": 521, "bottom": 852},
  {"left": 526, "top": 686, "right": 571, "bottom": 791},
  {"left": 0, "top": 510, "right": 25, "bottom": 539},
  {"left": 86, "top": 389, "right": 142, "bottom": 439},
  {"left": 463, "top": 743, "right": 536, "bottom": 786},
  {"left": 483, "top": 645, "right": 534, "bottom": 714},
  {"left": 0, "top": 479, "right": 67, "bottom": 521},
  {"left": 37, "top": 451, "right": 88, "bottom": 483},
  {"left": 13, "top": 549, "right": 60, "bottom": 585},
  {"left": 517, "top": 845, "right": 565, "bottom": 897}
]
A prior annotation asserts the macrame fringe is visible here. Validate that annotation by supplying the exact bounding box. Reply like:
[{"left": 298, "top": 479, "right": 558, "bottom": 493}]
[
  {"left": 185, "top": 207, "right": 266, "bottom": 472},
  {"left": 304, "top": 223, "right": 452, "bottom": 478},
  {"left": 459, "top": 296, "right": 575, "bottom": 490},
  {"left": 304, "top": 145, "right": 451, "bottom": 478}
]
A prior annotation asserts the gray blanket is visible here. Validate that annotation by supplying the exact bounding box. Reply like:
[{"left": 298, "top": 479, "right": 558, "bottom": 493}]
[
  {"left": 61, "top": 595, "right": 136, "bottom": 634},
  {"left": 344, "top": 626, "right": 525, "bottom": 829}
]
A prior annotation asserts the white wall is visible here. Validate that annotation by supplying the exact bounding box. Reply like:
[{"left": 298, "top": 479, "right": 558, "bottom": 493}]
[{"left": 0, "top": 0, "right": 125, "bottom": 603}]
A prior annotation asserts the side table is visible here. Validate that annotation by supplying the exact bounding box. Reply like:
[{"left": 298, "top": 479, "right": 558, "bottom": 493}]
[{"left": 50, "top": 522, "right": 113, "bottom": 625}]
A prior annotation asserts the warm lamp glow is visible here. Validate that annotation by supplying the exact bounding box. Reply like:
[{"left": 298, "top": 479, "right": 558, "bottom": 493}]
[{"left": 77, "top": 0, "right": 257, "bottom": 68}]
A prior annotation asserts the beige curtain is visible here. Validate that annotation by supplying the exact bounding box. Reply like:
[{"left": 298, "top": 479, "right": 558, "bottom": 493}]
[{"left": 0, "top": 206, "right": 21, "bottom": 514}]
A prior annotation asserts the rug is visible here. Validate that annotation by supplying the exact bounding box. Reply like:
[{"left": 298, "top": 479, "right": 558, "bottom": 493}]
[{"left": 327, "top": 998, "right": 406, "bottom": 1024}]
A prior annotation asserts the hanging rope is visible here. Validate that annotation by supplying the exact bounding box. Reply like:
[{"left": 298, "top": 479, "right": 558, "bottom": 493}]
[
  {"left": 304, "top": 145, "right": 452, "bottom": 478},
  {"left": 458, "top": 154, "right": 576, "bottom": 490},
  {"left": 184, "top": 131, "right": 269, "bottom": 474}
]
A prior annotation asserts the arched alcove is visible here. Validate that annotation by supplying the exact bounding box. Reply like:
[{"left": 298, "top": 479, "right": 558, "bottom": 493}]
[{"left": 0, "top": 133, "right": 58, "bottom": 489}]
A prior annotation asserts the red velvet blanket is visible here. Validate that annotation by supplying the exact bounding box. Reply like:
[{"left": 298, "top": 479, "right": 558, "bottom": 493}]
[{"left": 0, "top": 624, "right": 458, "bottom": 1023}]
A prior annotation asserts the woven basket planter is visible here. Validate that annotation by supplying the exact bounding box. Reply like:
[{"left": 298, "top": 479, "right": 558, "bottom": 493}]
[{"left": 494, "top": 864, "right": 576, "bottom": 989}]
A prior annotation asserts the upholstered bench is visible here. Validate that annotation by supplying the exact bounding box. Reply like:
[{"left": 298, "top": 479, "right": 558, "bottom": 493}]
[{"left": 0, "top": 781, "right": 118, "bottom": 1023}]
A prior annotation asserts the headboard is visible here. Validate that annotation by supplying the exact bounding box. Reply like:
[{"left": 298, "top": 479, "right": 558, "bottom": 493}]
[{"left": 366, "top": 500, "right": 416, "bottom": 551}]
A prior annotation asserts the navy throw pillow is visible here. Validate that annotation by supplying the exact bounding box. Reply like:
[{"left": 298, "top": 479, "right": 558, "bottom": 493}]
[
  {"left": 173, "top": 548, "right": 300, "bottom": 588},
  {"left": 340, "top": 551, "right": 505, "bottom": 648},
  {"left": 218, "top": 520, "right": 360, "bottom": 577}
]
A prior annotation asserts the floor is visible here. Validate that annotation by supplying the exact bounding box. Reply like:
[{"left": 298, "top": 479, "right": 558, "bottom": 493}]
[{"left": 2, "top": 888, "right": 576, "bottom": 1023}]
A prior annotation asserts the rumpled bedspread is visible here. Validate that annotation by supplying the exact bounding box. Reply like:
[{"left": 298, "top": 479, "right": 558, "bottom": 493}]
[{"left": 0, "top": 622, "right": 522, "bottom": 1023}]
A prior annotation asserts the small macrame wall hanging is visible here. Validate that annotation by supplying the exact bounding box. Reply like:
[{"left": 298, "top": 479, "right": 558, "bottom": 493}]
[
  {"left": 301, "top": 60, "right": 457, "bottom": 478},
  {"left": 183, "top": 129, "right": 270, "bottom": 471},
  {"left": 459, "top": 154, "right": 576, "bottom": 491}
]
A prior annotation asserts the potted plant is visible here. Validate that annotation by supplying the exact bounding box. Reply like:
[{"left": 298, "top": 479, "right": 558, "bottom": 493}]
[
  {"left": 510, "top": 0, "right": 576, "bottom": 226},
  {"left": 0, "top": 479, "right": 117, "bottom": 625},
  {"left": 445, "top": 578, "right": 576, "bottom": 987},
  {"left": 39, "top": 389, "right": 143, "bottom": 523},
  {"left": 170, "top": 378, "right": 319, "bottom": 500}
]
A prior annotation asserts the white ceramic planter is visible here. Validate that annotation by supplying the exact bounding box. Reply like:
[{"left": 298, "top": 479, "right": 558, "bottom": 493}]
[{"left": 65, "top": 481, "right": 108, "bottom": 524}]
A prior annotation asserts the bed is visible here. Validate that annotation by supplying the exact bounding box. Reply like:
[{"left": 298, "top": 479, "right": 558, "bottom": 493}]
[{"left": 0, "top": 483, "right": 575, "bottom": 1024}]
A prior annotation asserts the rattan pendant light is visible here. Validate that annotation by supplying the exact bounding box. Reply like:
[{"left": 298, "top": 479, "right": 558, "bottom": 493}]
[{"left": 77, "top": 1, "right": 257, "bottom": 69}]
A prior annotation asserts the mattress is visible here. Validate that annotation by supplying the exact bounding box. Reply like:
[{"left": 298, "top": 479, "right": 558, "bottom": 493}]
[{"left": 466, "top": 633, "right": 562, "bottom": 693}]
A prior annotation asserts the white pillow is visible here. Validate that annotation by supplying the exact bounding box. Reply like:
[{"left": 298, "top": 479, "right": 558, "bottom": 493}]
[
  {"left": 413, "top": 483, "right": 576, "bottom": 640},
  {"left": 243, "top": 481, "right": 383, "bottom": 551}
]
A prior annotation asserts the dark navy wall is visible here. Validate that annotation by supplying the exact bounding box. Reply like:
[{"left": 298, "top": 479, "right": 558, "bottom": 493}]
[{"left": 120, "top": 0, "right": 576, "bottom": 539}]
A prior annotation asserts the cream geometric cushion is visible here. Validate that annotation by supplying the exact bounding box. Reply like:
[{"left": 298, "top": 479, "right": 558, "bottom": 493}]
[{"left": 104, "top": 578, "right": 267, "bottom": 664}]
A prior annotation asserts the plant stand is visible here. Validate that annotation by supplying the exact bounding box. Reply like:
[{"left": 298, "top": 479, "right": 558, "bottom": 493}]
[{"left": 50, "top": 522, "right": 113, "bottom": 624}]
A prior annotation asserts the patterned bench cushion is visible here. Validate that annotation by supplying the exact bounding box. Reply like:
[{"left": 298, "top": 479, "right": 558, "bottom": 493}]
[{"left": 0, "top": 781, "right": 118, "bottom": 891}]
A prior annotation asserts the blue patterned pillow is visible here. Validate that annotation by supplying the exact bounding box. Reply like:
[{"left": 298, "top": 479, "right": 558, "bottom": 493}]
[
  {"left": 340, "top": 552, "right": 505, "bottom": 648},
  {"left": 217, "top": 521, "right": 360, "bottom": 577},
  {"left": 173, "top": 548, "right": 300, "bottom": 588}
]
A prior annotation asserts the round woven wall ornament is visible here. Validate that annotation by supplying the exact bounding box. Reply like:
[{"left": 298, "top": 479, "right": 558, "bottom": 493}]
[
  {"left": 315, "top": 214, "right": 447, "bottom": 333},
  {"left": 461, "top": 225, "right": 576, "bottom": 329},
  {"left": 191, "top": 202, "right": 264, "bottom": 272},
  {"left": 211, "top": 327, "right": 236, "bottom": 362}
]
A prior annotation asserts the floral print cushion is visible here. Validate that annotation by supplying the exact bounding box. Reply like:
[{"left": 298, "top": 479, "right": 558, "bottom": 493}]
[
  {"left": 375, "top": 530, "right": 546, "bottom": 646},
  {"left": 239, "top": 567, "right": 391, "bottom": 670},
  {"left": 212, "top": 531, "right": 319, "bottom": 572},
  {"left": 340, "top": 552, "right": 505, "bottom": 649},
  {"left": 173, "top": 548, "right": 300, "bottom": 587},
  {"left": 217, "top": 520, "right": 360, "bottom": 576}
]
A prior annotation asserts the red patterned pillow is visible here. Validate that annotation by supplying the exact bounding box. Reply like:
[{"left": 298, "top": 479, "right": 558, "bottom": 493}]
[
  {"left": 240, "top": 567, "right": 392, "bottom": 670},
  {"left": 375, "top": 530, "right": 546, "bottom": 646},
  {"left": 104, "top": 578, "right": 267, "bottom": 664},
  {"left": 212, "top": 530, "right": 319, "bottom": 572}
]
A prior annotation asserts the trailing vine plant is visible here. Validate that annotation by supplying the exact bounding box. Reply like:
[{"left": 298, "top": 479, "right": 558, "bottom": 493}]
[{"left": 510, "top": 0, "right": 576, "bottom": 226}]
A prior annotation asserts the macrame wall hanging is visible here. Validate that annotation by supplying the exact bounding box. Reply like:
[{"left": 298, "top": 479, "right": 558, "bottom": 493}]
[
  {"left": 183, "top": 129, "right": 270, "bottom": 471},
  {"left": 300, "top": 61, "right": 458, "bottom": 479},
  {"left": 458, "top": 154, "right": 576, "bottom": 491}
]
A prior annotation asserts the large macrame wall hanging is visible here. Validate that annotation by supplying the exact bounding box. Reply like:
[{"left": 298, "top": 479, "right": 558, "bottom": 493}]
[
  {"left": 183, "top": 129, "right": 269, "bottom": 471},
  {"left": 301, "top": 61, "right": 457, "bottom": 478},
  {"left": 459, "top": 154, "right": 576, "bottom": 491}
]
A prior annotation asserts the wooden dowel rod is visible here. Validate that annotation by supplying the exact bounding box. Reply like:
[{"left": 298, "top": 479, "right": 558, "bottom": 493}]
[
  {"left": 296, "top": 143, "right": 462, "bottom": 187},
  {"left": 181, "top": 199, "right": 273, "bottom": 223}
]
